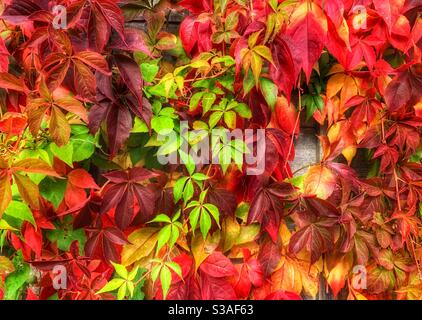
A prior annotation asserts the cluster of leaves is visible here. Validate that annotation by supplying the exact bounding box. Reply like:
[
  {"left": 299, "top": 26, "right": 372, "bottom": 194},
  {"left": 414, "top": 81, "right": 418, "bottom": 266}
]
[{"left": 0, "top": 0, "right": 421, "bottom": 300}]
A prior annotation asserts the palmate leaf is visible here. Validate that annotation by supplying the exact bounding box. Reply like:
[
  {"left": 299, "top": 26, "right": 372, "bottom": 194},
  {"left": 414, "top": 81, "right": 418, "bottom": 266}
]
[
  {"left": 285, "top": 2, "right": 327, "bottom": 82},
  {"left": 85, "top": 220, "right": 128, "bottom": 263},
  {"left": 101, "top": 167, "right": 159, "bottom": 229},
  {"left": 288, "top": 197, "right": 340, "bottom": 264},
  {"left": 0, "top": 157, "right": 59, "bottom": 217},
  {"left": 27, "top": 80, "right": 89, "bottom": 146},
  {"left": 88, "top": 56, "right": 152, "bottom": 156},
  {"left": 67, "top": 0, "right": 125, "bottom": 51},
  {"left": 41, "top": 33, "right": 110, "bottom": 99}
]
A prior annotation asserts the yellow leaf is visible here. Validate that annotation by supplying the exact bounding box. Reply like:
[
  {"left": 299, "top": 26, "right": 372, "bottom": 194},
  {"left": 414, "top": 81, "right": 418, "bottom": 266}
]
[
  {"left": 0, "top": 256, "right": 14, "bottom": 277},
  {"left": 326, "top": 73, "right": 346, "bottom": 98},
  {"left": 121, "top": 227, "right": 159, "bottom": 266},
  {"left": 253, "top": 45, "right": 274, "bottom": 65},
  {"left": 13, "top": 172, "right": 40, "bottom": 210},
  {"left": 327, "top": 253, "right": 353, "bottom": 297},
  {"left": 271, "top": 257, "right": 302, "bottom": 294},
  {"left": 191, "top": 231, "right": 220, "bottom": 270},
  {"left": 248, "top": 31, "right": 261, "bottom": 48},
  {"left": 342, "top": 145, "right": 357, "bottom": 165},
  {"left": 235, "top": 224, "right": 260, "bottom": 245},
  {"left": 222, "top": 216, "right": 240, "bottom": 252},
  {"left": 251, "top": 52, "right": 263, "bottom": 88},
  {"left": 340, "top": 75, "right": 359, "bottom": 107}
]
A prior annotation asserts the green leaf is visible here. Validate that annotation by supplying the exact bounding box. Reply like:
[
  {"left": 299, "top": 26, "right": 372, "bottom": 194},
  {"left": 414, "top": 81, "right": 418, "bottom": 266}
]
[
  {"left": 314, "top": 95, "right": 324, "bottom": 111},
  {"left": 235, "top": 202, "right": 250, "bottom": 223},
  {"left": 140, "top": 63, "right": 159, "bottom": 83},
  {"left": 50, "top": 142, "right": 74, "bottom": 167},
  {"left": 260, "top": 78, "right": 278, "bottom": 109},
  {"left": 128, "top": 266, "right": 139, "bottom": 281},
  {"left": 189, "top": 206, "right": 201, "bottom": 233},
  {"left": 189, "top": 92, "right": 204, "bottom": 112},
  {"left": 233, "top": 103, "right": 252, "bottom": 118},
  {"left": 156, "top": 135, "right": 181, "bottom": 156},
  {"left": 204, "top": 203, "right": 220, "bottom": 227},
  {"left": 151, "top": 116, "right": 174, "bottom": 134},
  {"left": 223, "top": 111, "right": 236, "bottom": 129},
  {"left": 209, "top": 111, "right": 223, "bottom": 128},
  {"left": 149, "top": 214, "right": 171, "bottom": 224},
  {"left": 212, "top": 56, "right": 235, "bottom": 67},
  {"left": 131, "top": 268, "right": 147, "bottom": 300},
  {"left": 0, "top": 219, "right": 17, "bottom": 231},
  {"left": 218, "top": 73, "right": 234, "bottom": 91},
  {"left": 112, "top": 262, "right": 128, "bottom": 279},
  {"left": 243, "top": 69, "right": 255, "bottom": 95},
  {"left": 46, "top": 227, "right": 86, "bottom": 254},
  {"left": 202, "top": 92, "right": 217, "bottom": 115},
  {"left": 179, "top": 150, "right": 195, "bottom": 175},
  {"left": 183, "top": 179, "right": 194, "bottom": 204},
  {"left": 117, "top": 282, "right": 127, "bottom": 300},
  {"left": 192, "top": 173, "right": 208, "bottom": 181},
  {"left": 173, "top": 177, "right": 188, "bottom": 203},
  {"left": 132, "top": 117, "right": 149, "bottom": 133},
  {"left": 169, "top": 225, "right": 180, "bottom": 248},
  {"left": 151, "top": 265, "right": 161, "bottom": 283},
  {"left": 4, "top": 201, "right": 36, "bottom": 227},
  {"left": 70, "top": 132, "right": 96, "bottom": 162},
  {"left": 97, "top": 278, "right": 126, "bottom": 294},
  {"left": 156, "top": 225, "right": 172, "bottom": 253},
  {"left": 200, "top": 210, "right": 212, "bottom": 239},
  {"left": 166, "top": 261, "right": 182, "bottom": 279},
  {"left": 160, "top": 265, "right": 172, "bottom": 299},
  {"left": 4, "top": 252, "right": 31, "bottom": 300},
  {"left": 39, "top": 177, "right": 67, "bottom": 209}
]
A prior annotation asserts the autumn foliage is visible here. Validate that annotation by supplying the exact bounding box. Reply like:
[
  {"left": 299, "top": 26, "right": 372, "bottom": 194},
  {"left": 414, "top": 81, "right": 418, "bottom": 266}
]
[{"left": 0, "top": 0, "right": 421, "bottom": 300}]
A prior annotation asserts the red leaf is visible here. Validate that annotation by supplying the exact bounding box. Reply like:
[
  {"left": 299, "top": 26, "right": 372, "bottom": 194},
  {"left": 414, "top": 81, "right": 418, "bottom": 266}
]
[
  {"left": 75, "top": 51, "right": 110, "bottom": 75},
  {"left": 0, "top": 112, "right": 27, "bottom": 135},
  {"left": 264, "top": 290, "right": 302, "bottom": 300},
  {"left": 0, "top": 38, "right": 9, "bottom": 73},
  {"left": 23, "top": 223, "right": 43, "bottom": 258},
  {"left": 385, "top": 64, "right": 422, "bottom": 112},
  {"left": 200, "top": 251, "right": 237, "bottom": 278},
  {"left": 68, "top": 169, "right": 99, "bottom": 190},
  {"left": 269, "top": 36, "right": 295, "bottom": 99},
  {"left": 258, "top": 236, "right": 282, "bottom": 277},
  {"left": 285, "top": 3, "right": 327, "bottom": 81},
  {"left": 109, "top": 28, "right": 152, "bottom": 55},
  {"left": 200, "top": 273, "right": 237, "bottom": 300}
]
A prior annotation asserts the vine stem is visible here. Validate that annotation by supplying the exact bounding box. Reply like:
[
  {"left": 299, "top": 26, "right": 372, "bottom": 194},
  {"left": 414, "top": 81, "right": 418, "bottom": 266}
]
[
  {"left": 392, "top": 167, "right": 402, "bottom": 212},
  {"left": 183, "top": 69, "right": 229, "bottom": 83},
  {"left": 134, "top": 269, "right": 151, "bottom": 287},
  {"left": 292, "top": 163, "right": 318, "bottom": 176}
]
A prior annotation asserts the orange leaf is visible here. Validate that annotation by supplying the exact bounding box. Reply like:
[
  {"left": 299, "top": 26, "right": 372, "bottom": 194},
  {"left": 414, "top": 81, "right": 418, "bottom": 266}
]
[
  {"left": 303, "top": 165, "right": 336, "bottom": 199},
  {"left": 0, "top": 112, "right": 27, "bottom": 135}
]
